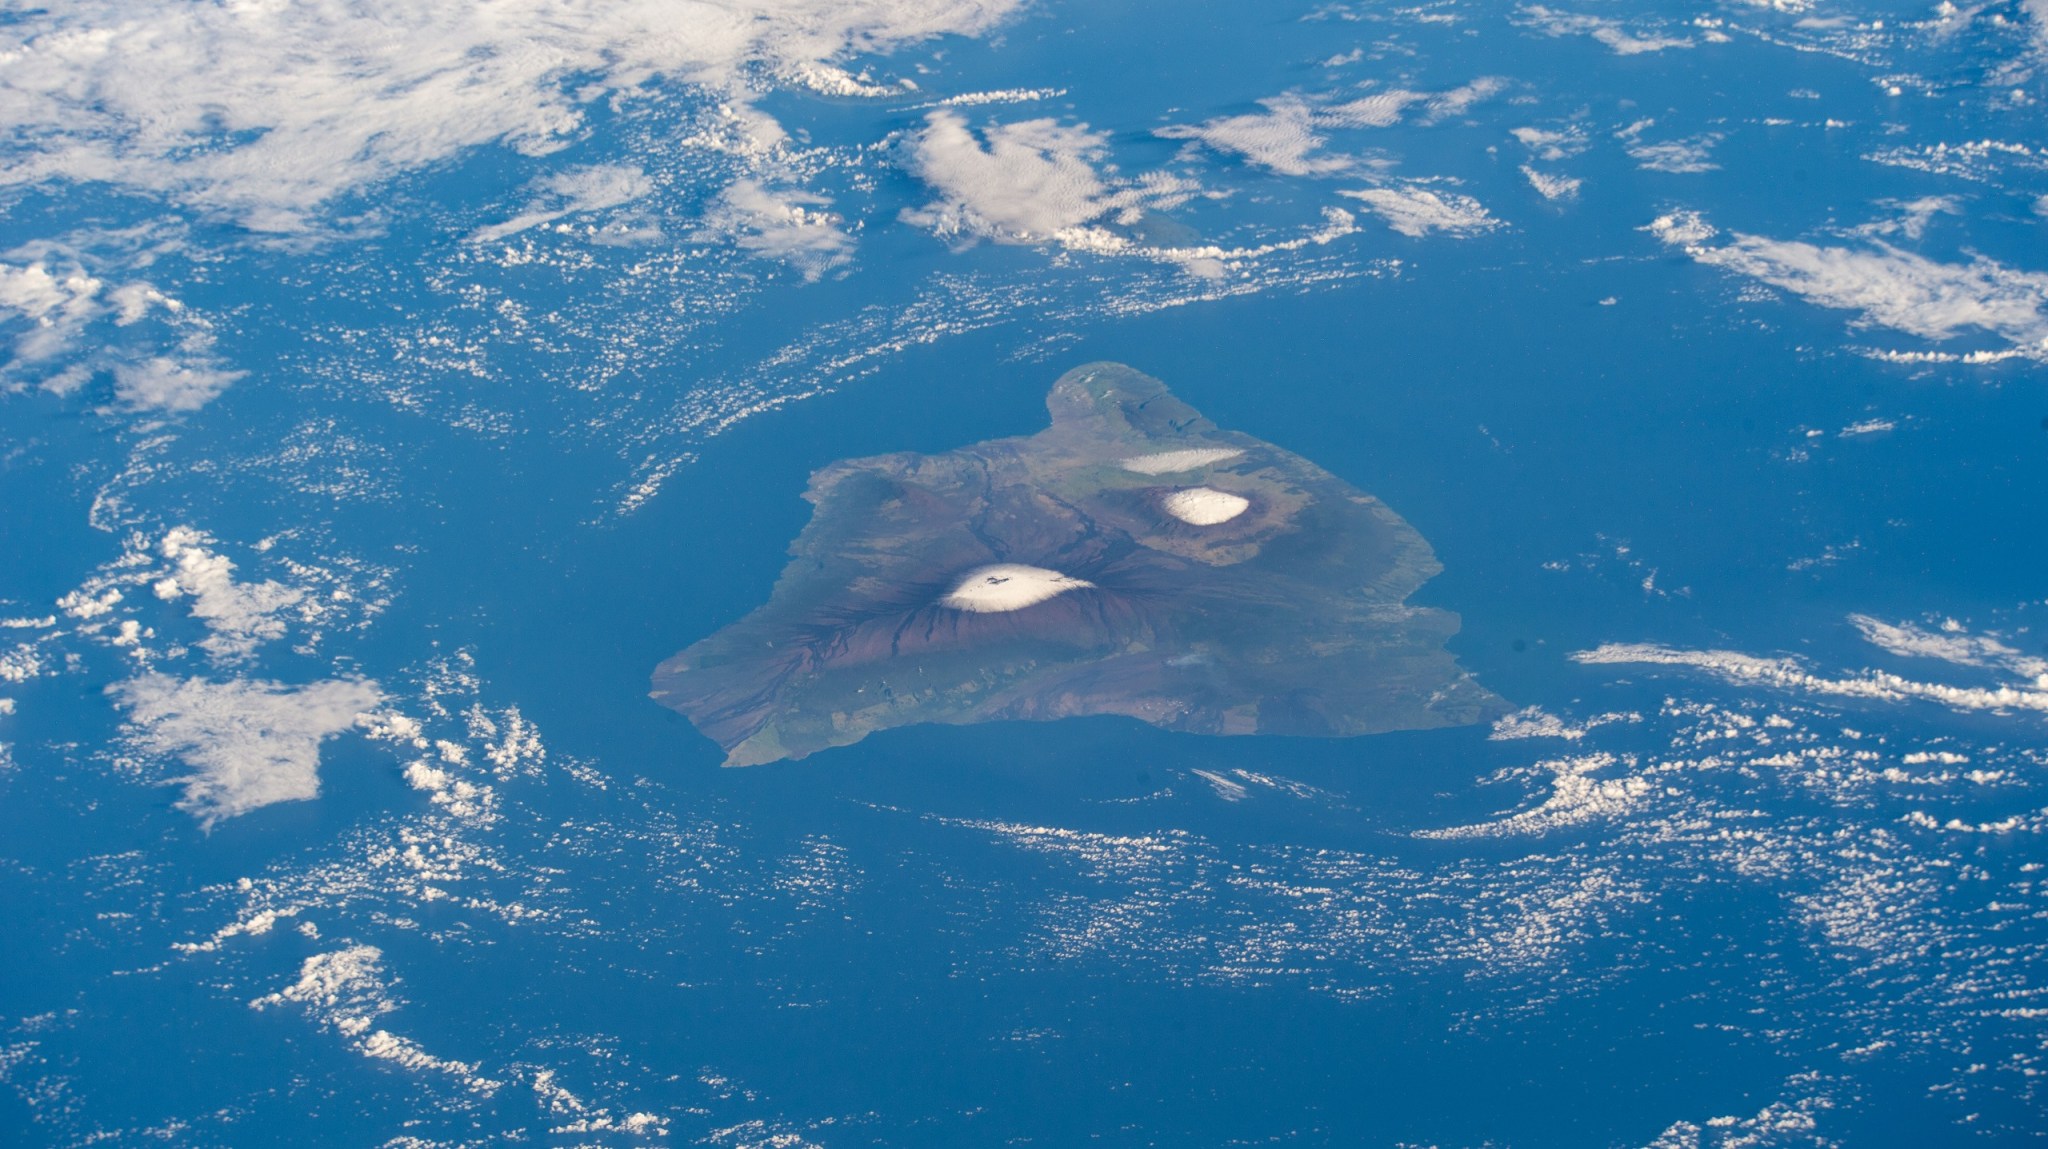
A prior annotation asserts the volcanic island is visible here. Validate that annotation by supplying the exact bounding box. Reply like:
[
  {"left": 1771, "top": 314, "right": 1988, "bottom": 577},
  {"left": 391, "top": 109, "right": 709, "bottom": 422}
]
[{"left": 652, "top": 362, "right": 1503, "bottom": 765}]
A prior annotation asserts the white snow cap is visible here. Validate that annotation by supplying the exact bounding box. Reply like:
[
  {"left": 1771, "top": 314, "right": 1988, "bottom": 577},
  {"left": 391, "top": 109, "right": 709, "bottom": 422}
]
[
  {"left": 1162, "top": 487, "right": 1250, "bottom": 526},
  {"left": 941, "top": 564, "right": 1094, "bottom": 612}
]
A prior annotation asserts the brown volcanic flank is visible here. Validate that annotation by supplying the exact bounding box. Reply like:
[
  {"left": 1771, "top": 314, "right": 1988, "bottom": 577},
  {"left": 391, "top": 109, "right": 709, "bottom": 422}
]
[{"left": 651, "top": 362, "right": 1503, "bottom": 765}]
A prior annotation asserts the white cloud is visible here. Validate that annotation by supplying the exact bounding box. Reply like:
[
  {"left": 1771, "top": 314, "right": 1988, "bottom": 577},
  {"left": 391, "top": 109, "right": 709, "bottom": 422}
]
[
  {"left": 1156, "top": 95, "right": 1350, "bottom": 177},
  {"left": 901, "top": 110, "right": 1202, "bottom": 247},
  {"left": 0, "top": 253, "right": 237, "bottom": 408},
  {"left": 779, "top": 61, "right": 907, "bottom": 99},
  {"left": 1511, "top": 125, "right": 1587, "bottom": 162},
  {"left": 253, "top": 945, "right": 501, "bottom": 1092},
  {"left": 468, "top": 164, "right": 656, "bottom": 244},
  {"left": 1850, "top": 614, "right": 2048, "bottom": 681},
  {"left": 1519, "top": 5, "right": 1694, "bottom": 53},
  {"left": 0, "top": 261, "right": 106, "bottom": 363},
  {"left": 1856, "top": 196, "right": 1962, "bottom": 241},
  {"left": 1627, "top": 138, "right": 1721, "bottom": 173},
  {"left": 1647, "top": 210, "right": 1715, "bottom": 245},
  {"left": 0, "top": 0, "right": 1029, "bottom": 227},
  {"left": 1339, "top": 184, "right": 1502, "bottom": 237},
  {"left": 110, "top": 673, "right": 383, "bottom": 826},
  {"left": 903, "top": 111, "right": 1115, "bottom": 239},
  {"left": 1618, "top": 123, "right": 1722, "bottom": 173},
  {"left": 1522, "top": 166, "right": 1582, "bottom": 200},
  {"left": 111, "top": 356, "right": 244, "bottom": 412},
  {"left": 153, "top": 526, "right": 304, "bottom": 660},
  {"left": 1490, "top": 705, "right": 1639, "bottom": 741},
  {"left": 694, "top": 179, "right": 854, "bottom": 279},
  {"left": 1322, "top": 89, "right": 1428, "bottom": 129},
  {"left": 1573, "top": 643, "right": 2048, "bottom": 717},
  {"left": 1158, "top": 81, "right": 1508, "bottom": 177},
  {"left": 1415, "top": 753, "right": 1649, "bottom": 839},
  {"left": 1423, "top": 77, "right": 1510, "bottom": 122},
  {"left": 1648, "top": 209, "right": 2048, "bottom": 358}
]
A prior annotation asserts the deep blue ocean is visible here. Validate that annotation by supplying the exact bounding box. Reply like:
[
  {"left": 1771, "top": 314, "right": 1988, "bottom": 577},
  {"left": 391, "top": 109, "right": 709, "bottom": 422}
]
[{"left": 3, "top": 0, "right": 2046, "bottom": 1143}]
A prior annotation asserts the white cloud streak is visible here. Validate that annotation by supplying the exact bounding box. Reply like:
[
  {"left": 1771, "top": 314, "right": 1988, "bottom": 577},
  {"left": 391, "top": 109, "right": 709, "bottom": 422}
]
[
  {"left": 1648, "top": 210, "right": 2048, "bottom": 359},
  {"left": 1573, "top": 643, "right": 2048, "bottom": 717},
  {"left": 110, "top": 673, "right": 384, "bottom": 826}
]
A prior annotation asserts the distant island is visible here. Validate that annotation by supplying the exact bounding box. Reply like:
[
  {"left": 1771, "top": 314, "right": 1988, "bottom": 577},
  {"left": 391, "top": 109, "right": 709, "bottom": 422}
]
[{"left": 652, "top": 363, "right": 1503, "bottom": 765}]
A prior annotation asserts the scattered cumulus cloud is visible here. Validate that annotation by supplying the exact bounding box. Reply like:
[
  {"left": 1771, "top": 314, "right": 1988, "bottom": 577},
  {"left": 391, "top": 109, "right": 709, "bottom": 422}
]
[
  {"left": 1648, "top": 210, "right": 2048, "bottom": 359},
  {"left": 1627, "top": 138, "right": 1723, "bottom": 173},
  {"left": 1340, "top": 184, "right": 1502, "bottom": 237},
  {"left": 110, "top": 673, "right": 384, "bottom": 826},
  {"left": 1322, "top": 89, "right": 1430, "bottom": 129}
]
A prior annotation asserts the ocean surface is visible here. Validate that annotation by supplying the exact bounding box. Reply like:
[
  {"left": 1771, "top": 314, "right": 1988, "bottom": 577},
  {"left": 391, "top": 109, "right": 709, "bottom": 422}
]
[{"left": 3, "top": 0, "right": 2046, "bottom": 1143}]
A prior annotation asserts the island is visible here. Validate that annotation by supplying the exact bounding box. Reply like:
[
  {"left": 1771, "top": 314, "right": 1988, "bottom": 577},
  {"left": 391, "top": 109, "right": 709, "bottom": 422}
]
[{"left": 652, "top": 362, "right": 1503, "bottom": 765}]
